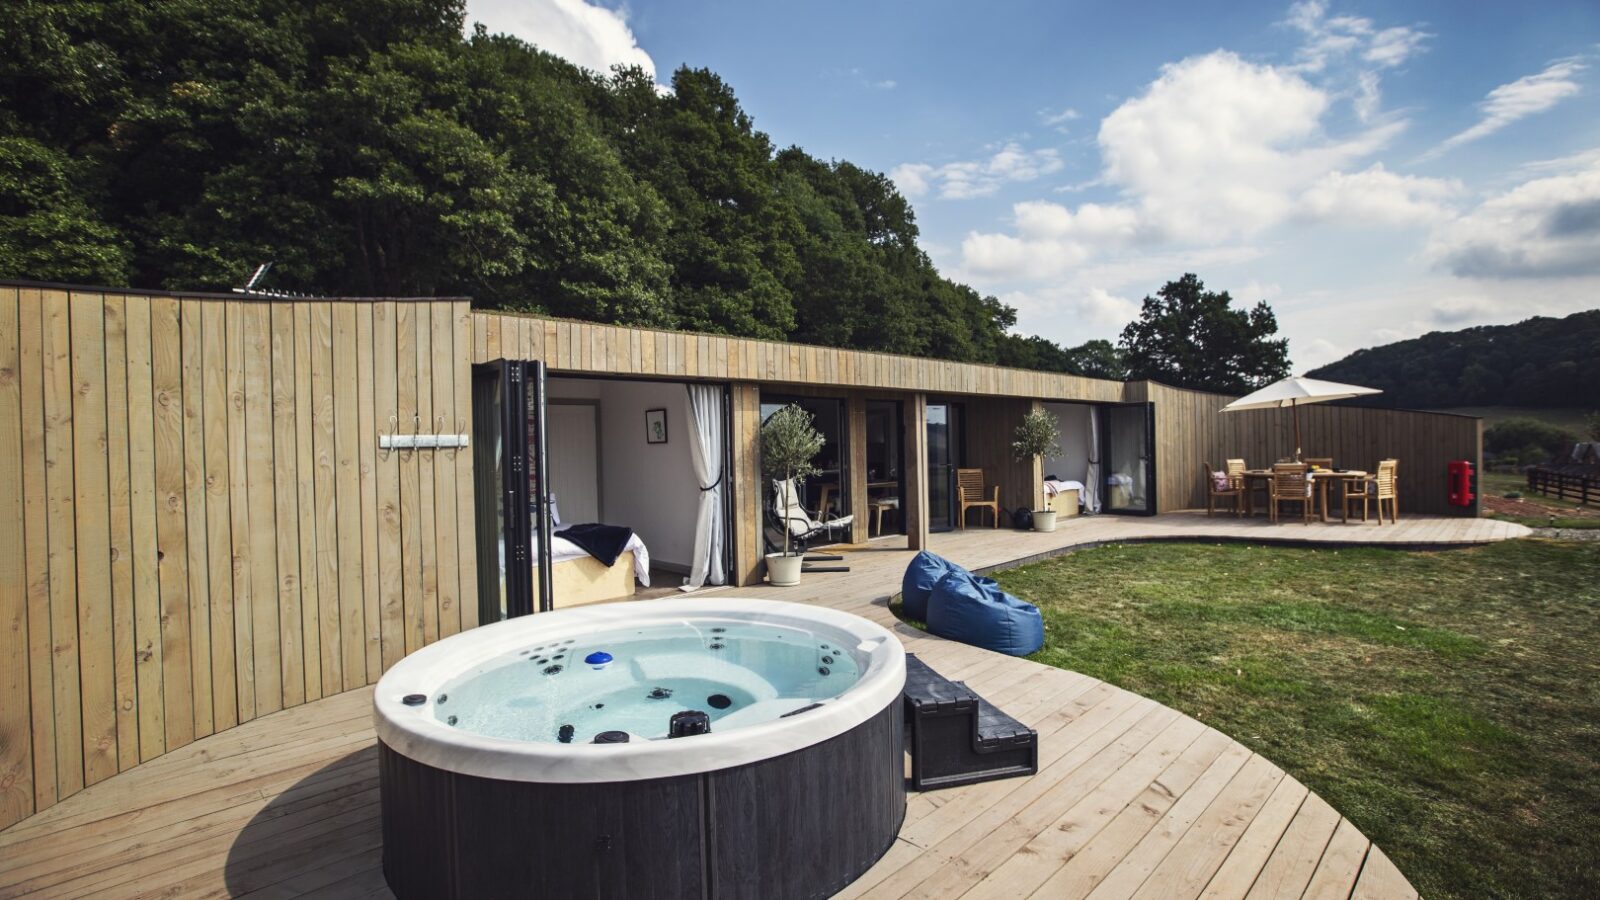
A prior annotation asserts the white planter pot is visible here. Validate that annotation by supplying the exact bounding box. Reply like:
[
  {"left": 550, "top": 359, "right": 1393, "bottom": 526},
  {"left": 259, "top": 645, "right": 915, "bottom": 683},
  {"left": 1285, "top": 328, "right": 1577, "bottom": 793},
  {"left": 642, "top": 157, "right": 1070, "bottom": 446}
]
[
  {"left": 1032, "top": 510, "right": 1058, "bottom": 533},
  {"left": 766, "top": 552, "right": 804, "bottom": 586}
]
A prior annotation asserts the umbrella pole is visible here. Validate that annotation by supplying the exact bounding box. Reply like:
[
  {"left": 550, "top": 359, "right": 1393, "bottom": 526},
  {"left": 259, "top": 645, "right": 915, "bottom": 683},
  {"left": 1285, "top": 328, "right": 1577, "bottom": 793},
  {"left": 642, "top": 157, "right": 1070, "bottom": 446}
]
[{"left": 1292, "top": 401, "right": 1302, "bottom": 462}]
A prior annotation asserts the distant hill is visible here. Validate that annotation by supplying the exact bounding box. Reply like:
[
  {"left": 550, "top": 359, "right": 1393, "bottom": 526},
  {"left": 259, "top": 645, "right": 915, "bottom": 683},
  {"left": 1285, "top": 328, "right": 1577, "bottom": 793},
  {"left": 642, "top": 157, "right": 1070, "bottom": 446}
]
[{"left": 1306, "top": 309, "right": 1600, "bottom": 409}]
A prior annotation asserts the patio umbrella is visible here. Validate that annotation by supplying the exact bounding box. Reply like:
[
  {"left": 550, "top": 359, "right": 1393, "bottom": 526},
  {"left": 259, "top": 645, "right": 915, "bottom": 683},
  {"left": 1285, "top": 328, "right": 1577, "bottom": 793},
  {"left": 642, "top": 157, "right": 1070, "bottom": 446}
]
[{"left": 1221, "top": 376, "right": 1382, "bottom": 461}]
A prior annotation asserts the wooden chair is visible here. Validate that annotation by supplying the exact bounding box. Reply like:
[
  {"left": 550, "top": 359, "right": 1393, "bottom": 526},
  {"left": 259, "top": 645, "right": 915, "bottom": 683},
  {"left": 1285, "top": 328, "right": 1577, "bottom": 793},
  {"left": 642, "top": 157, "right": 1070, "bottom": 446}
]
[
  {"left": 1268, "top": 462, "right": 1313, "bottom": 524},
  {"left": 1342, "top": 459, "right": 1398, "bottom": 524},
  {"left": 1304, "top": 457, "right": 1333, "bottom": 471},
  {"left": 1227, "top": 458, "right": 1264, "bottom": 516},
  {"left": 1203, "top": 462, "right": 1245, "bottom": 517},
  {"left": 956, "top": 468, "right": 1001, "bottom": 529}
]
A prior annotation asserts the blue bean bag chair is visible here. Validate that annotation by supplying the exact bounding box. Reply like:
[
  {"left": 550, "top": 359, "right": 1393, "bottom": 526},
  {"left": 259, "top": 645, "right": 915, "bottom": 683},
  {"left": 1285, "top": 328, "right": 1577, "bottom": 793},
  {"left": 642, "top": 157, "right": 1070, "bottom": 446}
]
[
  {"left": 901, "top": 551, "right": 954, "bottom": 621},
  {"left": 925, "top": 568, "right": 1044, "bottom": 657},
  {"left": 901, "top": 551, "right": 999, "bottom": 622}
]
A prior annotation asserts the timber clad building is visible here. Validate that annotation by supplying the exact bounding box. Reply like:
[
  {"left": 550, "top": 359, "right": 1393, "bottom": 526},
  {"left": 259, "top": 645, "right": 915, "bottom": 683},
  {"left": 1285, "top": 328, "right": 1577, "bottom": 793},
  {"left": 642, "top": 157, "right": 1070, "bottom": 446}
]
[{"left": 0, "top": 281, "right": 1482, "bottom": 829}]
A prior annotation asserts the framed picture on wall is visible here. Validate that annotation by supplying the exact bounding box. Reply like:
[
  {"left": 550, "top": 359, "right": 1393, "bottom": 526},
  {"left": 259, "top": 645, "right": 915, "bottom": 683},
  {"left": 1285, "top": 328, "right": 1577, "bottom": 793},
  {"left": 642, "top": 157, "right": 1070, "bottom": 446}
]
[{"left": 645, "top": 408, "right": 668, "bottom": 444}]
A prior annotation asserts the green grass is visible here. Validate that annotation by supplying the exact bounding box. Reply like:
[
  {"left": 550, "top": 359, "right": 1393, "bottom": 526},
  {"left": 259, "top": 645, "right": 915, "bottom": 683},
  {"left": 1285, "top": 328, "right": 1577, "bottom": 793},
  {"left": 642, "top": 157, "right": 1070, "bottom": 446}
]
[
  {"left": 1479, "top": 470, "right": 1600, "bottom": 528},
  {"left": 971, "top": 540, "right": 1599, "bottom": 899}
]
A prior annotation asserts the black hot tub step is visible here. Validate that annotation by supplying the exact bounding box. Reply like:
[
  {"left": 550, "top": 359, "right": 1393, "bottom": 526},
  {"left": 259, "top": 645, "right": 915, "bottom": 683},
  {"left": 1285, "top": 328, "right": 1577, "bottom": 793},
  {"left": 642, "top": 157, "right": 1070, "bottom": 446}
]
[{"left": 902, "top": 653, "right": 1039, "bottom": 791}]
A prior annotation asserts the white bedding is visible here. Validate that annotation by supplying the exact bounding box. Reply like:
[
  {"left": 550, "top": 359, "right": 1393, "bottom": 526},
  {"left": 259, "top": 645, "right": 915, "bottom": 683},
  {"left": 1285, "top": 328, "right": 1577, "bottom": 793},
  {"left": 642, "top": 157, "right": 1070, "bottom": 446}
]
[
  {"left": 548, "top": 532, "right": 651, "bottom": 586},
  {"left": 499, "top": 531, "right": 652, "bottom": 587},
  {"left": 1043, "top": 479, "right": 1086, "bottom": 497}
]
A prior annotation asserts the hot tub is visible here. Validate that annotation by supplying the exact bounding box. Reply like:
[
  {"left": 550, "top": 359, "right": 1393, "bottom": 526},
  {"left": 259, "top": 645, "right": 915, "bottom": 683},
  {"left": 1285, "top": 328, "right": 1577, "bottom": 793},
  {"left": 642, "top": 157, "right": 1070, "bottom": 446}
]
[{"left": 374, "top": 597, "right": 907, "bottom": 899}]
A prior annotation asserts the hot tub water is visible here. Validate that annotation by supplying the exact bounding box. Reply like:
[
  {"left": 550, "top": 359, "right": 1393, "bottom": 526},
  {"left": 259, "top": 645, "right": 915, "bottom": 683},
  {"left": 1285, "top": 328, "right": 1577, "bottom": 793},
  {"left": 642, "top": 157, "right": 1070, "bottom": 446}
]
[{"left": 433, "top": 620, "right": 862, "bottom": 744}]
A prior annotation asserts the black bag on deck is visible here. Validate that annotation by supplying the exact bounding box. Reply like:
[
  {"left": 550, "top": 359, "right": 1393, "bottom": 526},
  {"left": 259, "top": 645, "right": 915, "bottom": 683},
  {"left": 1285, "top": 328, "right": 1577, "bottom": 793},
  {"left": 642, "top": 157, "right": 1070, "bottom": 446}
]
[{"left": 1011, "top": 507, "right": 1032, "bottom": 531}]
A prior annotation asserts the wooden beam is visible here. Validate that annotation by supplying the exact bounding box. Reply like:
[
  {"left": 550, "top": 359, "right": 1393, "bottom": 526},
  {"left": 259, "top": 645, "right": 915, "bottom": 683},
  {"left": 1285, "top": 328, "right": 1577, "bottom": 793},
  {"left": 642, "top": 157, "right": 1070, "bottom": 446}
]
[{"left": 904, "top": 394, "right": 929, "bottom": 551}]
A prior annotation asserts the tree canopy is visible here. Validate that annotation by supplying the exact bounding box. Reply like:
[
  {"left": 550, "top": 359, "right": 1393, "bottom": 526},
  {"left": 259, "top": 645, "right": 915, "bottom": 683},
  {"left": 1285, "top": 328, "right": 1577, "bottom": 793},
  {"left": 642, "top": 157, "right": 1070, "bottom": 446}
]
[
  {"left": 1308, "top": 309, "right": 1600, "bottom": 409},
  {"left": 0, "top": 3, "right": 1300, "bottom": 387},
  {"left": 1117, "top": 274, "right": 1291, "bottom": 394}
]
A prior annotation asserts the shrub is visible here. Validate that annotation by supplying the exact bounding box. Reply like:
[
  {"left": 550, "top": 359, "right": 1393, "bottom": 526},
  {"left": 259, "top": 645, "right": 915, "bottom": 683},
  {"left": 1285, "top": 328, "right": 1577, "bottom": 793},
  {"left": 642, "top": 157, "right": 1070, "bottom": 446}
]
[{"left": 1485, "top": 418, "right": 1576, "bottom": 463}]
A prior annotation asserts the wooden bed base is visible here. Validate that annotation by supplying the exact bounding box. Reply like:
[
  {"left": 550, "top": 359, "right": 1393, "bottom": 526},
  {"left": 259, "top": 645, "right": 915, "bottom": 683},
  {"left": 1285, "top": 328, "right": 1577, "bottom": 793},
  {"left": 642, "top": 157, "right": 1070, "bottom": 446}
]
[{"left": 551, "top": 550, "right": 638, "bottom": 608}]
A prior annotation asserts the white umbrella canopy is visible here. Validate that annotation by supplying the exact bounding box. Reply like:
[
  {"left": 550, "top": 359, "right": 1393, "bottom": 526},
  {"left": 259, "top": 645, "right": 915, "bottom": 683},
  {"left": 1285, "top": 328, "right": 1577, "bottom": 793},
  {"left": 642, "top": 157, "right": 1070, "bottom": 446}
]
[{"left": 1222, "top": 377, "right": 1382, "bottom": 460}]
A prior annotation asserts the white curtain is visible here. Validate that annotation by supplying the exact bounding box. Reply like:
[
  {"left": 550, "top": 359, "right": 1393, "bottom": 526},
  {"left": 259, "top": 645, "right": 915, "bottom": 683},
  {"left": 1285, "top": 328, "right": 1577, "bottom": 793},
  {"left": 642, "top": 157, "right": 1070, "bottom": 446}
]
[
  {"left": 1084, "top": 406, "right": 1102, "bottom": 513},
  {"left": 682, "top": 384, "right": 727, "bottom": 590}
]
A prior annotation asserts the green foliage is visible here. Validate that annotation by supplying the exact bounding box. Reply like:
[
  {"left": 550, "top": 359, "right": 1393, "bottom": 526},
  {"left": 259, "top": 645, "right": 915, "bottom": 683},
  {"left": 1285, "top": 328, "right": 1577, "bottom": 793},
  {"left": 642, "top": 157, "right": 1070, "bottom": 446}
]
[
  {"left": 1117, "top": 274, "right": 1291, "bottom": 393},
  {"left": 1484, "top": 417, "right": 1576, "bottom": 463},
  {"left": 1308, "top": 309, "right": 1600, "bottom": 409},
  {"left": 1013, "top": 409, "right": 1062, "bottom": 509},
  {"left": 1587, "top": 411, "right": 1600, "bottom": 442},
  {"left": 759, "top": 403, "right": 824, "bottom": 482},
  {"left": 0, "top": 1, "right": 1080, "bottom": 372}
]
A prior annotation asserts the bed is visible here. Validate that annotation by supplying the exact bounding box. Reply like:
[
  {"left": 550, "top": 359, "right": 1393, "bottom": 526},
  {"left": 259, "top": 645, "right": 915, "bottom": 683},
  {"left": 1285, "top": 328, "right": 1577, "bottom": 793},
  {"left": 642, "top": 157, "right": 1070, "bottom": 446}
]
[{"left": 500, "top": 530, "right": 653, "bottom": 610}]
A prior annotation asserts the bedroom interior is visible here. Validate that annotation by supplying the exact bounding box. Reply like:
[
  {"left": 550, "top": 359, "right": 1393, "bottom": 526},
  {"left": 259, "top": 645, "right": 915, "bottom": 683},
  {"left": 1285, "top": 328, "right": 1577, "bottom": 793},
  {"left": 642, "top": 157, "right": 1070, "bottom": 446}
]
[{"left": 534, "top": 376, "right": 731, "bottom": 609}]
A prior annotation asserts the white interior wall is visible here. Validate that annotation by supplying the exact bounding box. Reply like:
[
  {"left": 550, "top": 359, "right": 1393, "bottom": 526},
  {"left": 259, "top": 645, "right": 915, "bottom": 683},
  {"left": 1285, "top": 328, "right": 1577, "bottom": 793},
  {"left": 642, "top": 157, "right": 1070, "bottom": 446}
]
[
  {"left": 1042, "top": 402, "right": 1094, "bottom": 487},
  {"left": 596, "top": 380, "right": 698, "bottom": 570}
]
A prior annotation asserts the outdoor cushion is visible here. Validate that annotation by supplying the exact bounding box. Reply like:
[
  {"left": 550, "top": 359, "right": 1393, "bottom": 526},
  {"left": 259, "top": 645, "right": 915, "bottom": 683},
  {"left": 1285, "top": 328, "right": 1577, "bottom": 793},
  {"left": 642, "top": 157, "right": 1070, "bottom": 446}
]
[
  {"left": 1211, "top": 472, "right": 1230, "bottom": 491},
  {"left": 926, "top": 568, "right": 1044, "bottom": 657},
  {"left": 901, "top": 551, "right": 996, "bottom": 622}
]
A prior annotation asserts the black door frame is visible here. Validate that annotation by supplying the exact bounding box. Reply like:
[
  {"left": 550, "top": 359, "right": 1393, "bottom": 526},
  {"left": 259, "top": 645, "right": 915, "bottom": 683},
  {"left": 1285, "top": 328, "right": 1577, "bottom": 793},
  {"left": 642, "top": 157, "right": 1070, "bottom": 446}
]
[{"left": 1097, "top": 401, "right": 1158, "bottom": 516}]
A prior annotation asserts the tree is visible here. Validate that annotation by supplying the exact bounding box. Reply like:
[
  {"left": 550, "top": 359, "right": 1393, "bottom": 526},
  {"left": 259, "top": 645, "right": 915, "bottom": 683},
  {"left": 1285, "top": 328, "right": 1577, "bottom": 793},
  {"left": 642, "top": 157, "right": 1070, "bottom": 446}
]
[
  {"left": 1012, "top": 409, "right": 1062, "bottom": 512},
  {"left": 1118, "top": 274, "right": 1291, "bottom": 394},
  {"left": 760, "top": 404, "right": 824, "bottom": 557}
]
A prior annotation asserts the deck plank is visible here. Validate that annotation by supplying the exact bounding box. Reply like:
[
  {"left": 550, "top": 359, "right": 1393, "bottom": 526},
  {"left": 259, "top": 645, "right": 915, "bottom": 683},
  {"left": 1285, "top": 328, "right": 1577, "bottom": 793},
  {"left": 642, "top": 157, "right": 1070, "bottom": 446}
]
[{"left": 0, "top": 514, "right": 1470, "bottom": 898}]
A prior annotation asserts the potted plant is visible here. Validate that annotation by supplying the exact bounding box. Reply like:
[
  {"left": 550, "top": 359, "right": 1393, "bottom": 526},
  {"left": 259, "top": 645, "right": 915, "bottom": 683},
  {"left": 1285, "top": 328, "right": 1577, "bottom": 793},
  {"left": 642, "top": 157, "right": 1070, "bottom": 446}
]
[
  {"left": 760, "top": 403, "right": 825, "bottom": 586},
  {"left": 1012, "top": 408, "right": 1063, "bottom": 532}
]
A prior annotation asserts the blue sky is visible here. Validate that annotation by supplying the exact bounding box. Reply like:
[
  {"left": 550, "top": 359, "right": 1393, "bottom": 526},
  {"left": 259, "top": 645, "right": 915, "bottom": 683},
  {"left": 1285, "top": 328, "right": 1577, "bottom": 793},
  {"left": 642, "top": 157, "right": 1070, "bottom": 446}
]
[{"left": 469, "top": 0, "right": 1600, "bottom": 370}]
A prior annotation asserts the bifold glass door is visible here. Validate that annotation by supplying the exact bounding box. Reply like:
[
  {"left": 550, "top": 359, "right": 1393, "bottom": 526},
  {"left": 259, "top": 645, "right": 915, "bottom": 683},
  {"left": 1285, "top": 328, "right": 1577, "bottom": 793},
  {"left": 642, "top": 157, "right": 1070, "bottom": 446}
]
[
  {"left": 470, "top": 359, "right": 553, "bottom": 619},
  {"left": 1099, "top": 402, "right": 1156, "bottom": 515}
]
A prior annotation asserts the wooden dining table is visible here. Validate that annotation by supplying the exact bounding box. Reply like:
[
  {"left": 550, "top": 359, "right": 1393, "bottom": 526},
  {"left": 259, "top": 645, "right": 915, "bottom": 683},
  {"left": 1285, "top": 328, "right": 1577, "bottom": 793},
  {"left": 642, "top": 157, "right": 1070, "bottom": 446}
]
[{"left": 1241, "top": 469, "right": 1369, "bottom": 523}]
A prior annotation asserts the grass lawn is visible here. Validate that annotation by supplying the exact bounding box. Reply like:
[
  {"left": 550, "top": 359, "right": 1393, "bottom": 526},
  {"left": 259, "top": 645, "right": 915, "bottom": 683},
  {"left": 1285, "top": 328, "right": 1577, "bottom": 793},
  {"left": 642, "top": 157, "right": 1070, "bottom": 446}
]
[{"left": 986, "top": 539, "right": 1600, "bottom": 900}]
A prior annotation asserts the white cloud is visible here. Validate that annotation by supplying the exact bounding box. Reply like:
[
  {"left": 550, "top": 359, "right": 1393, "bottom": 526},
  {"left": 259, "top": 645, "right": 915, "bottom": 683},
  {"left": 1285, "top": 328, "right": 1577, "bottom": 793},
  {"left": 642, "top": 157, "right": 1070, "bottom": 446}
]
[
  {"left": 1424, "top": 60, "right": 1587, "bottom": 159},
  {"left": 1299, "top": 164, "right": 1462, "bottom": 226},
  {"left": 1426, "top": 153, "right": 1600, "bottom": 278},
  {"left": 1096, "top": 51, "right": 1404, "bottom": 242},
  {"left": 467, "top": 0, "right": 655, "bottom": 78},
  {"left": 1285, "top": 1, "right": 1429, "bottom": 73},
  {"left": 891, "top": 143, "right": 1064, "bottom": 200},
  {"left": 1364, "top": 25, "right": 1430, "bottom": 68}
]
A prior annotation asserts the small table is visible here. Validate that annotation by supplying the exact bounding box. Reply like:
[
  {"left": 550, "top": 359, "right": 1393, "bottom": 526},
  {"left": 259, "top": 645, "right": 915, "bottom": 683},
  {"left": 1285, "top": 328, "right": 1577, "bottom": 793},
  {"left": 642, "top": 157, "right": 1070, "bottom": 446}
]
[{"left": 1243, "top": 469, "right": 1368, "bottom": 522}]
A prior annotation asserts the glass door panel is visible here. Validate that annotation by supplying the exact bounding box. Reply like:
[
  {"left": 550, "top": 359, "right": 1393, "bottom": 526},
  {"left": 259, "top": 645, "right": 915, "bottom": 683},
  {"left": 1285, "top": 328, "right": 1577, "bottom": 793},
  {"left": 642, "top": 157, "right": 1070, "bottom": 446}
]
[
  {"left": 1100, "top": 403, "right": 1155, "bottom": 515},
  {"left": 865, "top": 401, "right": 903, "bottom": 536},
  {"left": 926, "top": 402, "right": 965, "bottom": 531}
]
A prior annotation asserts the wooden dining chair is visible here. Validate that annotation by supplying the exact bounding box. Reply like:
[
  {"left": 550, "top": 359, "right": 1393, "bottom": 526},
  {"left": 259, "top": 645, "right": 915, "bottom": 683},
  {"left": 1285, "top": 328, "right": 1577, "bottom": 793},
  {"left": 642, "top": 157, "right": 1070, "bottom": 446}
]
[
  {"left": 1227, "top": 458, "right": 1264, "bottom": 516},
  {"left": 1268, "top": 462, "right": 1313, "bottom": 524},
  {"left": 1203, "top": 462, "right": 1245, "bottom": 517},
  {"left": 1343, "top": 459, "right": 1399, "bottom": 524},
  {"left": 956, "top": 468, "right": 1001, "bottom": 529}
]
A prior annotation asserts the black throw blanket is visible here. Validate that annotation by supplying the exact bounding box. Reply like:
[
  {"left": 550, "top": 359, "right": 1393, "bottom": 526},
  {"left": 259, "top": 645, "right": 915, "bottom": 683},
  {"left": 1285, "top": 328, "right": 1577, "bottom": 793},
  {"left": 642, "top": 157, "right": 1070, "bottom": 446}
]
[{"left": 556, "top": 523, "right": 635, "bottom": 567}]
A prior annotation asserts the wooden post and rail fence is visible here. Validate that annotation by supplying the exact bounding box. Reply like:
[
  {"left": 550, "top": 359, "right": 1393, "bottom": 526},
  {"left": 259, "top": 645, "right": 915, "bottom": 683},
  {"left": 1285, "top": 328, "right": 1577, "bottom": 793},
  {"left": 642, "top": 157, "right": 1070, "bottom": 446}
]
[{"left": 1526, "top": 468, "right": 1600, "bottom": 506}]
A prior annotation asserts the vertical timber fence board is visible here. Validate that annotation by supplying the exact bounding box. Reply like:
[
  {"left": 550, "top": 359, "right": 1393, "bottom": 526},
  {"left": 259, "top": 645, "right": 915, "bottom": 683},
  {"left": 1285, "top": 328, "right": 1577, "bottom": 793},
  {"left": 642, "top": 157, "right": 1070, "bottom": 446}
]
[
  {"left": 0, "top": 290, "right": 486, "bottom": 831},
  {"left": 0, "top": 287, "right": 30, "bottom": 826}
]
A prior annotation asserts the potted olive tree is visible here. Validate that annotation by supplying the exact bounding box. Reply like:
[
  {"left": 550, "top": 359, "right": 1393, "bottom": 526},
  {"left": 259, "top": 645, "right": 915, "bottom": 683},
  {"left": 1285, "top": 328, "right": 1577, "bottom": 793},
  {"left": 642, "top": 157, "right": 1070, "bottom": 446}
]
[
  {"left": 1013, "top": 408, "right": 1063, "bottom": 532},
  {"left": 761, "top": 403, "right": 825, "bottom": 586}
]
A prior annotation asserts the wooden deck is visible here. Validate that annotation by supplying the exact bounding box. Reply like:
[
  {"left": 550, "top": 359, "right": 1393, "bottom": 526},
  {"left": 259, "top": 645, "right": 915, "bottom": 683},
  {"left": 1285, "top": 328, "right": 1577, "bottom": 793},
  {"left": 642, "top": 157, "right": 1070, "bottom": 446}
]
[{"left": 0, "top": 511, "right": 1518, "bottom": 898}]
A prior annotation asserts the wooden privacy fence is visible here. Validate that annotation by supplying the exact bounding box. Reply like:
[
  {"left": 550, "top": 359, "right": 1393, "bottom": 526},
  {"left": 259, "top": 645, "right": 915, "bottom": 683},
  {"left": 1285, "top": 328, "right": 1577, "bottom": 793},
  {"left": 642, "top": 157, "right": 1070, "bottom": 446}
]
[
  {"left": 0, "top": 286, "right": 476, "bottom": 831},
  {"left": 1143, "top": 383, "right": 1482, "bottom": 516}
]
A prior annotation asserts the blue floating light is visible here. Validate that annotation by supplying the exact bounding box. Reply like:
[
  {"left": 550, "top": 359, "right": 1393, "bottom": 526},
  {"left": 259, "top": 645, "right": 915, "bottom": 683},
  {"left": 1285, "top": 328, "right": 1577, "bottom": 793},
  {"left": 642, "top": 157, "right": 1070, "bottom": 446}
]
[{"left": 584, "top": 651, "right": 613, "bottom": 670}]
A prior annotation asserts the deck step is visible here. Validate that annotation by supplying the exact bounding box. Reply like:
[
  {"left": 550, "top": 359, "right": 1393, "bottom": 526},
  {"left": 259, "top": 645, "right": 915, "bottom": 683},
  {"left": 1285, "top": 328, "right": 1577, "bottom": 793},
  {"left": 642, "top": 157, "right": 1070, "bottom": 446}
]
[{"left": 903, "top": 653, "right": 1039, "bottom": 790}]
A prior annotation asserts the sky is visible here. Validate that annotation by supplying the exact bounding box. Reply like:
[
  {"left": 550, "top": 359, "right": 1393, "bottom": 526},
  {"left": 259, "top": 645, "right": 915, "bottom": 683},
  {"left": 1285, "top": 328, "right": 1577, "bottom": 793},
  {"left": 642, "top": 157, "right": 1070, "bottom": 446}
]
[{"left": 466, "top": 0, "right": 1600, "bottom": 372}]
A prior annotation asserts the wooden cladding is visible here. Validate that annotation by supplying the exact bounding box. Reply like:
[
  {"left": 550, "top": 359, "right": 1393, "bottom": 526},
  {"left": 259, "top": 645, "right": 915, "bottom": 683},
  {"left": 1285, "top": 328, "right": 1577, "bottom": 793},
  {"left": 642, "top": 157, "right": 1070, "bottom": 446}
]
[
  {"left": 471, "top": 312, "right": 1129, "bottom": 401},
  {"left": 1144, "top": 382, "right": 1482, "bottom": 516},
  {"left": 0, "top": 287, "right": 476, "bottom": 831}
]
